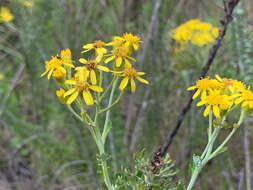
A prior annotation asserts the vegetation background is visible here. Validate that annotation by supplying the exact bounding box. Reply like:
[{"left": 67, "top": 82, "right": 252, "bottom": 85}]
[{"left": 0, "top": 0, "right": 253, "bottom": 189}]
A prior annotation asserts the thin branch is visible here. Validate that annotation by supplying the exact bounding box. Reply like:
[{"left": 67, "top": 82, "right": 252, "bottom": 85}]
[{"left": 154, "top": 0, "right": 241, "bottom": 159}]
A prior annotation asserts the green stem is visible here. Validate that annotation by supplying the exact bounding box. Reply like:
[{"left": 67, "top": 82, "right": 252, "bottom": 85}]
[
  {"left": 96, "top": 138, "right": 113, "bottom": 190},
  {"left": 102, "top": 77, "right": 119, "bottom": 143},
  {"left": 99, "top": 76, "right": 117, "bottom": 102},
  {"left": 67, "top": 105, "right": 83, "bottom": 122},
  {"left": 209, "top": 109, "right": 245, "bottom": 160},
  {"left": 209, "top": 128, "right": 236, "bottom": 160},
  {"left": 187, "top": 117, "right": 226, "bottom": 190},
  {"left": 99, "top": 90, "right": 124, "bottom": 114},
  {"left": 186, "top": 167, "right": 201, "bottom": 190}
]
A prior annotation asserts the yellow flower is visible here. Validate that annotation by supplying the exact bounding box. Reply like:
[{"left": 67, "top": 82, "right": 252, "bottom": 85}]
[
  {"left": 56, "top": 88, "right": 67, "bottom": 103},
  {"left": 0, "top": 7, "right": 14, "bottom": 23},
  {"left": 76, "top": 57, "right": 110, "bottom": 85},
  {"left": 197, "top": 90, "right": 232, "bottom": 118},
  {"left": 0, "top": 74, "right": 4, "bottom": 80},
  {"left": 41, "top": 49, "right": 74, "bottom": 80},
  {"left": 171, "top": 19, "right": 219, "bottom": 47},
  {"left": 107, "top": 36, "right": 125, "bottom": 47},
  {"left": 187, "top": 77, "right": 223, "bottom": 99},
  {"left": 117, "top": 65, "right": 149, "bottom": 93},
  {"left": 23, "top": 1, "right": 34, "bottom": 7},
  {"left": 107, "top": 33, "right": 142, "bottom": 52},
  {"left": 105, "top": 46, "right": 135, "bottom": 67},
  {"left": 234, "top": 89, "right": 253, "bottom": 109},
  {"left": 60, "top": 48, "right": 73, "bottom": 66},
  {"left": 64, "top": 71, "right": 103, "bottom": 105},
  {"left": 215, "top": 74, "right": 246, "bottom": 94},
  {"left": 120, "top": 33, "right": 142, "bottom": 50},
  {"left": 82, "top": 40, "right": 107, "bottom": 55},
  {"left": 41, "top": 57, "right": 65, "bottom": 79}
]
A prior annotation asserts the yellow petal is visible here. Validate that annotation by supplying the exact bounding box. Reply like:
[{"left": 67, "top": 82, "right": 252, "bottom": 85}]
[
  {"left": 137, "top": 72, "right": 145, "bottom": 76},
  {"left": 136, "top": 76, "right": 149, "bottom": 84},
  {"left": 125, "top": 59, "right": 132, "bottom": 68},
  {"left": 78, "top": 68, "right": 89, "bottom": 82},
  {"left": 105, "top": 56, "right": 115, "bottom": 63},
  {"left": 130, "top": 78, "right": 136, "bottom": 93},
  {"left": 82, "top": 90, "right": 94, "bottom": 106},
  {"left": 65, "top": 80, "right": 77, "bottom": 85},
  {"left": 235, "top": 97, "right": 244, "bottom": 104},
  {"left": 127, "top": 56, "right": 136, "bottom": 62},
  {"left": 201, "top": 91, "right": 207, "bottom": 99},
  {"left": 96, "top": 48, "right": 107, "bottom": 55},
  {"left": 119, "top": 77, "right": 129, "bottom": 90},
  {"left": 79, "top": 58, "right": 87, "bottom": 63},
  {"left": 64, "top": 88, "right": 77, "bottom": 97},
  {"left": 63, "top": 62, "right": 74, "bottom": 68},
  {"left": 66, "top": 91, "right": 79, "bottom": 104},
  {"left": 81, "top": 49, "right": 91, "bottom": 53},
  {"left": 215, "top": 74, "right": 222, "bottom": 81},
  {"left": 192, "top": 89, "right": 201, "bottom": 99},
  {"left": 40, "top": 70, "right": 49, "bottom": 77},
  {"left": 242, "top": 101, "right": 248, "bottom": 107},
  {"left": 90, "top": 70, "right": 97, "bottom": 85},
  {"left": 213, "top": 105, "right": 220, "bottom": 118},
  {"left": 82, "top": 44, "right": 93, "bottom": 49},
  {"left": 96, "top": 54, "right": 103, "bottom": 62},
  {"left": 187, "top": 86, "right": 196, "bottom": 91},
  {"left": 196, "top": 101, "right": 205, "bottom": 107},
  {"left": 89, "top": 85, "right": 103, "bottom": 92},
  {"left": 203, "top": 105, "right": 211, "bottom": 117},
  {"left": 97, "top": 65, "right": 110, "bottom": 72},
  {"left": 116, "top": 57, "right": 123, "bottom": 67},
  {"left": 47, "top": 69, "right": 54, "bottom": 79},
  {"left": 133, "top": 44, "right": 139, "bottom": 50}
]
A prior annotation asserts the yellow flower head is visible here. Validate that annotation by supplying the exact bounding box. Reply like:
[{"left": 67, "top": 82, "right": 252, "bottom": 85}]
[
  {"left": 117, "top": 65, "right": 149, "bottom": 93},
  {"left": 23, "top": 1, "right": 34, "bottom": 7},
  {"left": 187, "top": 77, "right": 223, "bottom": 99},
  {"left": 76, "top": 57, "right": 110, "bottom": 85},
  {"left": 0, "top": 7, "right": 14, "bottom": 23},
  {"left": 171, "top": 19, "right": 219, "bottom": 47},
  {"left": 197, "top": 90, "right": 232, "bottom": 118},
  {"left": 64, "top": 71, "right": 103, "bottom": 105},
  {"left": 56, "top": 88, "right": 67, "bottom": 103},
  {"left": 82, "top": 40, "right": 107, "bottom": 55},
  {"left": 234, "top": 89, "right": 253, "bottom": 109},
  {"left": 41, "top": 57, "right": 65, "bottom": 79},
  {"left": 107, "top": 33, "right": 142, "bottom": 49},
  {"left": 215, "top": 74, "right": 246, "bottom": 94},
  {"left": 122, "top": 33, "right": 142, "bottom": 51},
  {"left": 57, "top": 49, "right": 74, "bottom": 68},
  {"left": 105, "top": 46, "right": 136, "bottom": 67},
  {"left": 41, "top": 49, "right": 74, "bottom": 80}
]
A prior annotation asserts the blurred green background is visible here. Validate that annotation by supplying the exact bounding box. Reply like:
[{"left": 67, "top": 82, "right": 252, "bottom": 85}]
[{"left": 0, "top": 0, "right": 253, "bottom": 189}]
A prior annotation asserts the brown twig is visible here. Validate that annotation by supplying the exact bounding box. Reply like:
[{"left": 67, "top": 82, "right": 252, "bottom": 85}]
[{"left": 154, "top": 0, "right": 241, "bottom": 159}]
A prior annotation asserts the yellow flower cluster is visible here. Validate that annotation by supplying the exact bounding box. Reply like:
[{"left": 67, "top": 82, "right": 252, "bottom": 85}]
[
  {"left": 188, "top": 75, "right": 252, "bottom": 118},
  {"left": 171, "top": 19, "right": 219, "bottom": 47},
  {"left": 23, "top": 1, "right": 34, "bottom": 7},
  {"left": 0, "top": 7, "right": 14, "bottom": 23},
  {"left": 41, "top": 33, "right": 149, "bottom": 106}
]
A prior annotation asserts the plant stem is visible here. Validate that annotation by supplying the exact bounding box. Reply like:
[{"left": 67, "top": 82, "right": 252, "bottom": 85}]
[
  {"left": 187, "top": 110, "right": 245, "bottom": 190},
  {"left": 186, "top": 167, "right": 201, "bottom": 190},
  {"left": 99, "top": 76, "right": 117, "bottom": 102},
  {"left": 102, "top": 77, "right": 119, "bottom": 143},
  {"left": 99, "top": 90, "right": 124, "bottom": 114}
]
